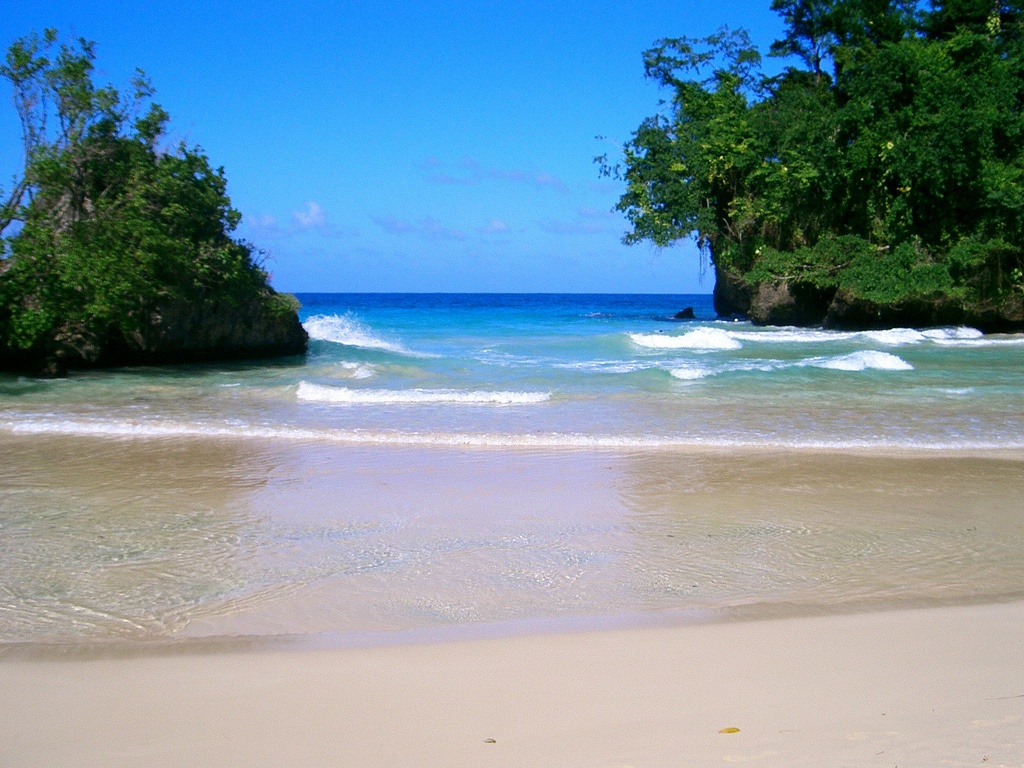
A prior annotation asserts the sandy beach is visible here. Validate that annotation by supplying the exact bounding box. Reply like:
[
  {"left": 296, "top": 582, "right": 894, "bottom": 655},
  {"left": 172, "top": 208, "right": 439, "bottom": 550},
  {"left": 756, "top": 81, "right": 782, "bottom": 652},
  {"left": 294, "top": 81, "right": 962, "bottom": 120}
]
[
  {"left": 1, "top": 600, "right": 1022, "bottom": 767},
  {"left": 2, "top": 432, "right": 1023, "bottom": 766}
]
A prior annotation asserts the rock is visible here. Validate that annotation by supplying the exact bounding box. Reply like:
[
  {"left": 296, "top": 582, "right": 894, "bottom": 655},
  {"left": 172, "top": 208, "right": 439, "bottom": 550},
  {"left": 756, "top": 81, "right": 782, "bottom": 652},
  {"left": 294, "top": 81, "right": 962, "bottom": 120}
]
[
  {"left": 127, "top": 293, "right": 309, "bottom": 363},
  {"left": 711, "top": 257, "right": 1024, "bottom": 331},
  {"left": 673, "top": 307, "right": 696, "bottom": 320},
  {"left": 749, "top": 280, "right": 835, "bottom": 326},
  {"left": 5, "top": 290, "right": 308, "bottom": 376},
  {"left": 824, "top": 290, "right": 1024, "bottom": 332},
  {"left": 712, "top": 262, "right": 754, "bottom": 319}
]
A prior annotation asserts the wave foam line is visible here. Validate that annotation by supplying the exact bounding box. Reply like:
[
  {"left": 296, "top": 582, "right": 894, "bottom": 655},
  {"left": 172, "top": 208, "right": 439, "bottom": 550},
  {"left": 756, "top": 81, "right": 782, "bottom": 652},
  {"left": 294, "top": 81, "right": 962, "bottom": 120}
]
[
  {"left": 669, "top": 351, "right": 911, "bottom": 380},
  {"left": 629, "top": 328, "right": 742, "bottom": 351},
  {"left": 4, "top": 417, "right": 1023, "bottom": 452},
  {"left": 296, "top": 382, "right": 551, "bottom": 405},
  {"left": 806, "top": 350, "right": 913, "bottom": 371},
  {"left": 302, "top": 314, "right": 418, "bottom": 355},
  {"left": 652, "top": 325, "right": 986, "bottom": 347}
]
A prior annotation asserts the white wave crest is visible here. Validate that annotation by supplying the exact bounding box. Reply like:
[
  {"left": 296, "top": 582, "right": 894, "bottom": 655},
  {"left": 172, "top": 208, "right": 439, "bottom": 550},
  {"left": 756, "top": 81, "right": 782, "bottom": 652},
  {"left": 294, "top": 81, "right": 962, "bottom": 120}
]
[
  {"left": 296, "top": 382, "right": 551, "bottom": 405},
  {"left": 729, "top": 329, "right": 855, "bottom": 343},
  {"left": 720, "top": 325, "right": 984, "bottom": 346},
  {"left": 629, "top": 328, "right": 742, "bottom": 350},
  {"left": 807, "top": 351, "right": 914, "bottom": 371},
  {"left": 669, "top": 366, "right": 710, "bottom": 380},
  {"left": 931, "top": 332, "right": 1024, "bottom": 347},
  {"left": 338, "top": 362, "right": 376, "bottom": 379},
  {"left": 861, "top": 328, "right": 928, "bottom": 345},
  {"left": 303, "top": 314, "right": 412, "bottom": 354},
  {"left": 922, "top": 326, "right": 983, "bottom": 340}
]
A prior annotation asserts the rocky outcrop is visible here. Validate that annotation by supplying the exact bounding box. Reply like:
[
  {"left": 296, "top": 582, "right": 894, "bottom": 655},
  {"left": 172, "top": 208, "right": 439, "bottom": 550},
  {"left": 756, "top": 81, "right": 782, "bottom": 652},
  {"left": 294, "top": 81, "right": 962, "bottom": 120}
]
[
  {"left": 126, "top": 294, "right": 308, "bottom": 363},
  {"left": 748, "top": 280, "right": 835, "bottom": 326},
  {"left": 824, "top": 290, "right": 1024, "bottom": 331},
  {"left": 712, "top": 262, "right": 754, "bottom": 320},
  {"left": 3, "top": 291, "right": 307, "bottom": 376},
  {"left": 712, "top": 261, "right": 1024, "bottom": 331}
]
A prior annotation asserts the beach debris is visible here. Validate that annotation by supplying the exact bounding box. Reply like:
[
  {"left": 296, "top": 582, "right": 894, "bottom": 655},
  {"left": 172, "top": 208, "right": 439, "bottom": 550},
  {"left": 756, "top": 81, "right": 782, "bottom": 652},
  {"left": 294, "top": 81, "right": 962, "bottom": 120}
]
[
  {"left": 719, "top": 727, "right": 741, "bottom": 734},
  {"left": 484, "top": 738, "right": 497, "bottom": 744}
]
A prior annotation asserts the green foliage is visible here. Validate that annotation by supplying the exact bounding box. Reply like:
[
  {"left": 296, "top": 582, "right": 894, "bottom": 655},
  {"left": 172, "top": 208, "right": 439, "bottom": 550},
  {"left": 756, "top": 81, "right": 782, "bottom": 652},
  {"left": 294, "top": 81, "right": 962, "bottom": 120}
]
[
  {"left": 606, "top": 0, "right": 1024, "bottom": 318},
  {"left": 0, "top": 31, "right": 299, "bottom": 370}
]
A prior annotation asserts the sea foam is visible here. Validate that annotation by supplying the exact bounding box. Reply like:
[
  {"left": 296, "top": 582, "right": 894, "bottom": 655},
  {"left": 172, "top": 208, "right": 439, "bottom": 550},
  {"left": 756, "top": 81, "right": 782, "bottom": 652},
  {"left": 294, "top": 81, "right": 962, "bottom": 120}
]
[
  {"left": 807, "top": 350, "right": 914, "bottom": 371},
  {"left": 303, "top": 314, "right": 414, "bottom": 355},
  {"left": 629, "top": 328, "right": 742, "bottom": 350},
  {"left": 296, "top": 382, "right": 551, "bottom": 405},
  {"left": 668, "top": 366, "right": 710, "bottom": 380},
  {"left": 729, "top": 328, "right": 854, "bottom": 343},
  {"left": 337, "top": 362, "right": 376, "bottom": 379}
]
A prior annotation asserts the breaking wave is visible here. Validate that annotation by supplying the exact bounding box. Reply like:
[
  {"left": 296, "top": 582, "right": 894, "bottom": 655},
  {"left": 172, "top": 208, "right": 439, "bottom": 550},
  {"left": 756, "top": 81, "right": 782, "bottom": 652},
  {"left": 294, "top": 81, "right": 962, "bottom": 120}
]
[
  {"left": 629, "top": 328, "right": 742, "bottom": 350},
  {"left": 303, "top": 314, "right": 416, "bottom": 355},
  {"left": 806, "top": 351, "right": 914, "bottom": 371},
  {"left": 631, "top": 324, "right": 988, "bottom": 352},
  {"left": 296, "top": 382, "right": 551, "bottom": 405},
  {"left": 667, "top": 351, "right": 912, "bottom": 379}
]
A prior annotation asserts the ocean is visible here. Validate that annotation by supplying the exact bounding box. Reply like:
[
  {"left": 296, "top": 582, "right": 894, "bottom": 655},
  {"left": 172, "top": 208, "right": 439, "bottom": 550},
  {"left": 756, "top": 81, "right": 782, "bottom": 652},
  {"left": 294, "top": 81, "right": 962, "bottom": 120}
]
[{"left": 2, "top": 293, "right": 1023, "bottom": 643}]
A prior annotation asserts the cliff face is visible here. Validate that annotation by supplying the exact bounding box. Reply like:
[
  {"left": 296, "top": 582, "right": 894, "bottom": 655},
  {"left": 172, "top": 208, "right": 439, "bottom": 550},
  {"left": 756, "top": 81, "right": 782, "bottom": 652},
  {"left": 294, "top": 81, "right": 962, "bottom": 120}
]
[
  {"left": 1, "top": 291, "right": 308, "bottom": 376},
  {"left": 713, "top": 261, "right": 1024, "bottom": 332},
  {"left": 127, "top": 294, "right": 309, "bottom": 363}
]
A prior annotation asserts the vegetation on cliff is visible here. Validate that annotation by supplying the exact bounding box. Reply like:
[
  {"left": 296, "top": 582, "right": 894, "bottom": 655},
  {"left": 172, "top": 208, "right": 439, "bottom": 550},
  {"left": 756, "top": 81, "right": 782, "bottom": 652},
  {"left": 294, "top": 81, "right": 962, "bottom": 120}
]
[
  {"left": 0, "top": 30, "right": 306, "bottom": 374},
  {"left": 602, "top": 0, "right": 1024, "bottom": 329}
]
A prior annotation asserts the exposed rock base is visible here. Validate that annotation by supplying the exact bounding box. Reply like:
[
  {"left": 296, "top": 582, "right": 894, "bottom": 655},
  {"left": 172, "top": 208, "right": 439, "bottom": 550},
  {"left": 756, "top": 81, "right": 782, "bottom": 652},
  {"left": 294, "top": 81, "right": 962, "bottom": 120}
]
[{"left": 713, "top": 263, "right": 1024, "bottom": 331}]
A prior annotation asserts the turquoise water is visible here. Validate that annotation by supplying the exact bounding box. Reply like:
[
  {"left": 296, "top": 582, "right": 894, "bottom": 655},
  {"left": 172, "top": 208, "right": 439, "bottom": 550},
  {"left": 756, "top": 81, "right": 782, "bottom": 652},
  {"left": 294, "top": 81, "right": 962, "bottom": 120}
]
[
  {"left": 3, "top": 293, "right": 1024, "bottom": 643},
  {"left": 2, "top": 292, "right": 1023, "bottom": 448}
]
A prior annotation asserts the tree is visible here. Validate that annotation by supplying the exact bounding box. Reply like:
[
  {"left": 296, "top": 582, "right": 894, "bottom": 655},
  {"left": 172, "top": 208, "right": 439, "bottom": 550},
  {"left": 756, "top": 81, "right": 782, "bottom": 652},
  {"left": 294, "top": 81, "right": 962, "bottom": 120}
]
[
  {"left": 604, "top": 0, "right": 1024, "bottom": 328},
  {"left": 0, "top": 31, "right": 305, "bottom": 373}
]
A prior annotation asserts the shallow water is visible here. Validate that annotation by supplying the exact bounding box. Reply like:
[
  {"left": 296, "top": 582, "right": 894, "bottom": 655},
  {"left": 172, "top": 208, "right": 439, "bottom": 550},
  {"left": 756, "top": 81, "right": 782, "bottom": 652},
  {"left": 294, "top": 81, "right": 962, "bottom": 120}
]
[
  {"left": 2, "top": 434, "right": 1022, "bottom": 643},
  {"left": 2, "top": 293, "right": 1023, "bottom": 644}
]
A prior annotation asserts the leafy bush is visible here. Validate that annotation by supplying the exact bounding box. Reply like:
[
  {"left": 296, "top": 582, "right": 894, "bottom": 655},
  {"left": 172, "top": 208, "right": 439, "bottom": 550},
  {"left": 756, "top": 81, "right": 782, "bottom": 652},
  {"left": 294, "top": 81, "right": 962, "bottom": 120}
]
[{"left": 0, "top": 30, "right": 302, "bottom": 371}]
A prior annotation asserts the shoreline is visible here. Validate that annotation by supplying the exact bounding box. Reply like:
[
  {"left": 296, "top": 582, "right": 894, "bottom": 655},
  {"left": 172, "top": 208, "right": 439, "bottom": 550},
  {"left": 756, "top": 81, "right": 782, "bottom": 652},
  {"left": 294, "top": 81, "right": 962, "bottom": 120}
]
[
  {"left": 5, "top": 588, "right": 1024, "bottom": 661},
  {"left": 6, "top": 420, "right": 1024, "bottom": 457},
  {"left": 2, "top": 600, "right": 1021, "bottom": 767}
]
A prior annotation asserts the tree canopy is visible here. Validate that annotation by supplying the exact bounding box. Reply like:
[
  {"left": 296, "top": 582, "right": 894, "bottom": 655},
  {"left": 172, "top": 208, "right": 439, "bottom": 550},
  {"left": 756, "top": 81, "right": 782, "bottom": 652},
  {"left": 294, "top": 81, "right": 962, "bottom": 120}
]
[
  {"left": 603, "top": 0, "right": 1024, "bottom": 328},
  {"left": 0, "top": 30, "right": 304, "bottom": 373}
]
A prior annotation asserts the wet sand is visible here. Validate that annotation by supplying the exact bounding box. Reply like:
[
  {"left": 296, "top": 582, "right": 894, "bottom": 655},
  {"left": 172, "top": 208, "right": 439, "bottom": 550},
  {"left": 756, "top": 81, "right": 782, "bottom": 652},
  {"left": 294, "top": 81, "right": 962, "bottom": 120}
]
[
  {"left": 3, "top": 434, "right": 1024, "bottom": 642},
  {"left": 2, "top": 600, "right": 1022, "bottom": 767}
]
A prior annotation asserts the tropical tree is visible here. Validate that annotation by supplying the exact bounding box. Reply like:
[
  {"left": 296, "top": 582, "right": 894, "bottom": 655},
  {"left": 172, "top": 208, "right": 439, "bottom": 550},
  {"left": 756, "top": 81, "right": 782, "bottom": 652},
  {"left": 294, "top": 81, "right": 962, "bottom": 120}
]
[
  {"left": 604, "top": 0, "right": 1024, "bottom": 326},
  {"left": 0, "top": 30, "right": 303, "bottom": 372}
]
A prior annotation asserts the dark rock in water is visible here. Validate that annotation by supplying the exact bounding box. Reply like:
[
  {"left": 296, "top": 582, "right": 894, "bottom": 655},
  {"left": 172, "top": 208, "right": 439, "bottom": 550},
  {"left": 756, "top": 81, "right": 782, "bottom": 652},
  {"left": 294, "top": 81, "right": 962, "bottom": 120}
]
[{"left": 673, "top": 307, "right": 696, "bottom": 320}]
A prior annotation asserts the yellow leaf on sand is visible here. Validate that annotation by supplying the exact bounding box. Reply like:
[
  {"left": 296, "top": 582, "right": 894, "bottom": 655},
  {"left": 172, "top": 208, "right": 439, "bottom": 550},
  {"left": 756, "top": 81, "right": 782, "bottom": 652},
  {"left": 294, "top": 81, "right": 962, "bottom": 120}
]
[{"left": 719, "top": 727, "right": 741, "bottom": 734}]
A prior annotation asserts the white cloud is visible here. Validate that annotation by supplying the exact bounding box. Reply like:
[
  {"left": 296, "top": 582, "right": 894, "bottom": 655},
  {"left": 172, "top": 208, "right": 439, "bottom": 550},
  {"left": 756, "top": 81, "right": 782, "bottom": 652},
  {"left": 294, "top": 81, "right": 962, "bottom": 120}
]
[
  {"left": 481, "top": 219, "right": 510, "bottom": 234},
  {"left": 293, "top": 201, "right": 327, "bottom": 229}
]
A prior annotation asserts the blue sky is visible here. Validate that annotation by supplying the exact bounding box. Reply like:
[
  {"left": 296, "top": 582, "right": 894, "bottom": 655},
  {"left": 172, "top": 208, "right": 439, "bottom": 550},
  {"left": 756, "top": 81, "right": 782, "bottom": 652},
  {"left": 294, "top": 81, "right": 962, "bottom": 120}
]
[{"left": 2, "top": 1, "right": 788, "bottom": 293}]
